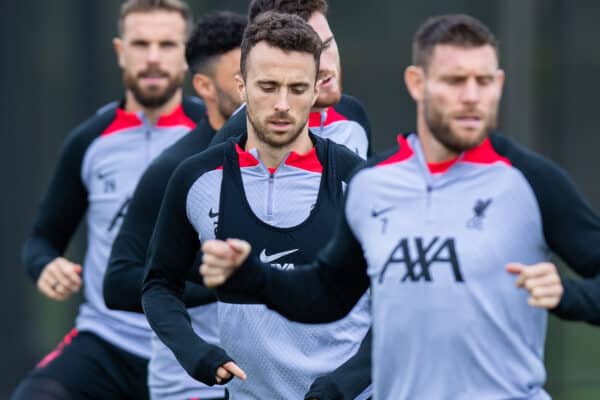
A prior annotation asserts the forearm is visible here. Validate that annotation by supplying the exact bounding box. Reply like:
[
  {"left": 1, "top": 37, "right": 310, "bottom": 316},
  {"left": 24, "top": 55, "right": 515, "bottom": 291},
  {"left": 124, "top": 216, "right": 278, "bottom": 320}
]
[
  {"left": 552, "top": 275, "right": 600, "bottom": 325},
  {"left": 22, "top": 236, "right": 61, "bottom": 282},
  {"left": 305, "top": 328, "right": 372, "bottom": 400},
  {"left": 142, "top": 276, "right": 231, "bottom": 385}
]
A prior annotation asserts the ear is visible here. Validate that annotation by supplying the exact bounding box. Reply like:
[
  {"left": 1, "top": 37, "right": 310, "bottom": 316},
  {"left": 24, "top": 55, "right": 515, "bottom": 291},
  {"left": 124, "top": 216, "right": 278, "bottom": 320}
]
[
  {"left": 404, "top": 65, "right": 425, "bottom": 102},
  {"left": 496, "top": 69, "right": 506, "bottom": 92},
  {"left": 311, "top": 80, "right": 321, "bottom": 107},
  {"left": 192, "top": 73, "right": 214, "bottom": 101},
  {"left": 113, "top": 37, "right": 125, "bottom": 69},
  {"left": 235, "top": 73, "right": 246, "bottom": 103}
]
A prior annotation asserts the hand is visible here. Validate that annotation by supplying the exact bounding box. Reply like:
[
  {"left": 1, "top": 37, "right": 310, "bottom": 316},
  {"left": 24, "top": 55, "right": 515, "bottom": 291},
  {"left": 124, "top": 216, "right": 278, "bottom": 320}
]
[
  {"left": 506, "top": 262, "right": 563, "bottom": 309},
  {"left": 36, "top": 257, "right": 82, "bottom": 301},
  {"left": 215, "top": 361, "right": 247, "bottom": 384},
  {"left": 200, "top": 239, "right": 251, "bottom": 288}
]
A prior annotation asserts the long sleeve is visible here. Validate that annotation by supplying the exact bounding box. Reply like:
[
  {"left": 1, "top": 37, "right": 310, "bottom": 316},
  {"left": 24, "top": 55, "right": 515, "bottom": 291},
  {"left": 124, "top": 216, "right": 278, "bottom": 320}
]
[
  {"left": 493, "top": 134, "right": 600, "bottom": 324},
  {"left": 305, "top": 328, "right": 373, "bottom": 400},
  {"left": 22, "top": 114, "right": 108, "bottom": 282},
  {"left": 218, "top": 195, "right": 370, "bottom": 324},
  {"left": 141, "top": 158, "right": 232, "bottom": 385},
  {"left": 104, "top": 127, "right": 216, "bottom": 312}
]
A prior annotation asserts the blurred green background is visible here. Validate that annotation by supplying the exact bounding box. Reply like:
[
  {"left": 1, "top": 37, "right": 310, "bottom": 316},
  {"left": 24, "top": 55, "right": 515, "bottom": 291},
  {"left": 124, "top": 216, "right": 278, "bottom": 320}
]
[{"left": 1, "top": 0, "right": 599, "bottom": 397}]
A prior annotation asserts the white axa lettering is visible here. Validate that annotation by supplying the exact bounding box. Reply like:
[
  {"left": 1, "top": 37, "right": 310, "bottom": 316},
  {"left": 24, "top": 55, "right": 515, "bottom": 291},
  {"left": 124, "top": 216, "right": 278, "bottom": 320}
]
[{"left": 270, "top": 263, "right": 295, "bottom": 271}]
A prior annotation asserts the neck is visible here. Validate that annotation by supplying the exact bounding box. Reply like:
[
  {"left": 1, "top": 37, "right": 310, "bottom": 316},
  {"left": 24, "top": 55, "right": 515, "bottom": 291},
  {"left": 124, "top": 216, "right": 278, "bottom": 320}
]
[
  {"left": 245, "top": 123, "right": 313, "bottom": 169},
  {"left": 124, "top": 89, "right": 183, "bottom": 125},
  {"left": 204, "top": 100, "right": 226, "bottom": 130},
  {"left": 416, "top": 109, "right": 459, "bottom": 163},
  {"left": 311, "top": 105, "right": 327, "bottom": 113}
]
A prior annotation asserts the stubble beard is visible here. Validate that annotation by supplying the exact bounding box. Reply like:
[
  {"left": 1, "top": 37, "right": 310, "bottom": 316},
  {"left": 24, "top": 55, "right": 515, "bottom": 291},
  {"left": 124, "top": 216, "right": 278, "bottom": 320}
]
[
  {"left": 124, "top": 70, "right": 184, "bottom": 109},
  {"left": 423, "top": 95, "right": 498, "bottom": 154},
  {"left": 246, "top": 103, "right": 306, "bottom": 150}
]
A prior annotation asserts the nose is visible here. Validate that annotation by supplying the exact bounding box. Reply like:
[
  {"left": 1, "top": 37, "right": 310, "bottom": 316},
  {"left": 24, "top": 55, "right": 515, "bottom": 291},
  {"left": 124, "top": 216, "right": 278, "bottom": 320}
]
[
  {"left": 274, "top": 90, "right": 290, "bottom": 112},
  {"left": 147, "top": 43, "right": 160, "bottom": 64},
  {"left": 461, "top": 78, "right": 480, "bottom": 103}
]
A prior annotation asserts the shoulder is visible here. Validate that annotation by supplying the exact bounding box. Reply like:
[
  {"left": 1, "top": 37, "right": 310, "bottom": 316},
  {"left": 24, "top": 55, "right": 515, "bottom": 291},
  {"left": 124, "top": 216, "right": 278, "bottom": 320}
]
[
  {"left": 324, "top": 138, "right": 365, "bottom": 182},
  {"left": 335, "top": 94, "right": 369, "bottom": 125},
  {"left": 488, "top": 133, "right": 572, "bottom": 191},
  {"left": 170, "top": 140, "right": 229, "bottom": 190},
  {"left": 181, "top": 96, "right": 207, "bottom": 123},
  {"left": 63, "top": 104, "right": 118, "bottom": 155}
]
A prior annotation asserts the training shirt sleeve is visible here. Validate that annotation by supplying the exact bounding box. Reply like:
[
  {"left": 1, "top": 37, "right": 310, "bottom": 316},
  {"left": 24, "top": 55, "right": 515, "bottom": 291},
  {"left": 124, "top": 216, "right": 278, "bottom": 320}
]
[
  {"left": 21, "top": 113, "right": 111, "bottom": 282},
  {"left": 141, "top": 156, "right": 233, "bottom": 386},
  {"left": 104, "top": 129, "right": 216, "bottom": 313},
  {"left": 304, "top": 328, "right": 373, "bottom": 400},
  {"left": 217, "top": 184, "right": 370, "bottom": 323},
  {"left": 493, "top": 135, "right": 600, "bottom": 325}
]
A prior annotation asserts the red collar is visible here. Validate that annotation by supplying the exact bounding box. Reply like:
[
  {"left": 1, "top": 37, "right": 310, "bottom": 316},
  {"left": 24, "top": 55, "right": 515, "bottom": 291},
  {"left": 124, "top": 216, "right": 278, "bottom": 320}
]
[{"left": 235, "top": 144, "right": 323, "bottom": 173}]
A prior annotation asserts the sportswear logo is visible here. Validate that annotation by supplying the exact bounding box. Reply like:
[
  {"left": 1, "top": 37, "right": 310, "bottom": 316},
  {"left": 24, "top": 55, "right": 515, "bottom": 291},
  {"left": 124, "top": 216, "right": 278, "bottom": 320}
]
[
  {"left": 466, "top": 198, "right": 492, "bottom": 230},
  {"left": 259, "top": 248, "right": 299, "bottom": 263},
  {"left": 208, "top": 208, "right": 219, "bottom": 218},
  {"left": 378, "top": 236, "right": 464, "bottom": 284},
  {"left": 96, "top": 170, "right": 117, "bottom": 193},
  {"left": 371, "top": 206, "right": 395, "bottom": 218}
]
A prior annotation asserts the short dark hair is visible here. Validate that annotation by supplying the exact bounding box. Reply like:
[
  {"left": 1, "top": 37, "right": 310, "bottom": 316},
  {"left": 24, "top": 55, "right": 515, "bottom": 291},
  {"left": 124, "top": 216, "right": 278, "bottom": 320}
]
[
  {"left": 119, "top": 0, "right": 193, "bottom": 37},
  {"left": 248, "top": 0, "right": 328, "bottom": 22},
  {"left": 186, "top": 11, "right": 247, "bottom": 75},
  {"left": 413, "top": 14, "right": 499, "bottom": 70},
  {"left": 240, "top": 11, "right": 322, "bottom": 80}
]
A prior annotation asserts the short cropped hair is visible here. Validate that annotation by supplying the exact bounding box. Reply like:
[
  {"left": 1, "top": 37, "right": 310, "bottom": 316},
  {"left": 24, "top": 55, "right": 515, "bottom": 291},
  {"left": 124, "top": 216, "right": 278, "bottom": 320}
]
[
  {"left": 240, "top": 11, "right": 322, "bottom": 80},
  {"left": 118, "top": 0, "right": 193, "bottom": 37},
  {"left": 186, "top": 11, "right": 247, "bottom": 75},
  {"left": 413, "top": 14, "right": 499, "bottom": 70},
  {"left": 248, "top": 0, "right": 328, "bottom": 22}
]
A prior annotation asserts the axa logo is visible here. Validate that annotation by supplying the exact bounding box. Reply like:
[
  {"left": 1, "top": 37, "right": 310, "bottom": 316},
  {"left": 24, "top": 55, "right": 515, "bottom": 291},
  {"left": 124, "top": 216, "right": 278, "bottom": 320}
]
[
  {"left": 378, "top": 236, "right": 464, "bottom": 284},
  {"left": 466, "top": 198, "right": 492, "bottom": 230},
  {"left": 259, "top": 248, "right": 298, "bottom": 270}
]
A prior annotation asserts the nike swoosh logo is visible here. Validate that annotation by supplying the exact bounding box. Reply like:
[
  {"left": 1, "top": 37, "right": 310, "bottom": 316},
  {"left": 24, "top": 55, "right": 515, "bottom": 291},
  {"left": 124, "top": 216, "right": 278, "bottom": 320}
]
[
  {"left": 208, "top": 208, "right": 219, "bottom": 218},
  {"left": 259, "top": 248, "right": 299, "bottom": 263},
  {"left": 371, "top": 206, "right": 395, "bottom": 217},
  {"left": 96, "top": 170, "right": 116, "bottom": 180}
]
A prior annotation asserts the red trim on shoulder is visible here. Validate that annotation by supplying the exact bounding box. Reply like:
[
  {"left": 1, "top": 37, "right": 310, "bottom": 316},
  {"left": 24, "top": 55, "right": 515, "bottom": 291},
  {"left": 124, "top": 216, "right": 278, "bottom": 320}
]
[
  {"left": 308, "top": 107, "right": 348, "bottom": 128},
  {"left": 428, "top": 157, "right": 459, "bottom": 174},
  {"left": 101, "top": 109, "right": 142, "bottom": 136},
  {"left": 285, "top": 147, "right": 323, "bottom": 173},
  {"left": 462, "top": 138, "right": 511, "bottom": 166},
  {"left": 157, "top": 105, "right": 197, "bottom": 130},
  {"left": 36, "top": 328, "right": 78, "bottom": 369},
  {"left": 235, "top": 144, "right": 261, "bottom": 168},
  {"left": 377, "top": 134, "right": 414, "bottom": 167}
]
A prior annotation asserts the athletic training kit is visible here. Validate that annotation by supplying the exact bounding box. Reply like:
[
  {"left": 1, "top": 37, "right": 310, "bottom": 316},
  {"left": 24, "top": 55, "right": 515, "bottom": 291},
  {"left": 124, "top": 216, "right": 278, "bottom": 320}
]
[
  {"left": 216, "top": 132, "right": 600, "bottom": 399},
  {"left": 142, "top": 134, "right": 373, "bottom": 399},
  {"left": 18, "top": 98, "right": 205, "bottom": 399},
  {"left": 106, "top": 96, "right": 373, "bottom": 398}
]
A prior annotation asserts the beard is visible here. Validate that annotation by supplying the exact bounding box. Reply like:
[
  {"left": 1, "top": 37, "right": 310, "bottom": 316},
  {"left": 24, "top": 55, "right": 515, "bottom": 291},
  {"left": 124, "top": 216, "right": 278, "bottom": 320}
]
[
  {"left": 423, "top": 93, "right": 498, "bottom": 153},
  {"left": 214, "top": 82, "right": 241, "bottom": 121},
  {"left": 123, "top": 66, "right": 184, "bottom": 109},
  {"left": 246, "top": 103, "right": 306, "bottom": 149}
]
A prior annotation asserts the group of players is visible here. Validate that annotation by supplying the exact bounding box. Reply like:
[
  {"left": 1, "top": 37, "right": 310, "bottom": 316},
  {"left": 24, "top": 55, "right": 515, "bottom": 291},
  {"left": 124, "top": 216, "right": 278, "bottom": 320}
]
[{"left": 12, "top": 0, "right": 600, "bottom": 399}]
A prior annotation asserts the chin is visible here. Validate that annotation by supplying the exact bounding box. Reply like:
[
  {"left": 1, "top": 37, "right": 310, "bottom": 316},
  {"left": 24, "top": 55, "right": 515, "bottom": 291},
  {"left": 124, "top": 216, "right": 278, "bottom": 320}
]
[{"left": 314, "top": 89, "right": 341, "bottom": 108}]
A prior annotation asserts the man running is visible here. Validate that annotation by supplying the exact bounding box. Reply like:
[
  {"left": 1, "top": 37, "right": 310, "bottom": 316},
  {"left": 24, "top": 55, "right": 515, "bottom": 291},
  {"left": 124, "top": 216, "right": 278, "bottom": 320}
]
[
  {"left": 211, "top": 0, "right": 372, "bottom": 160},
  {"left": 103, "top": 11, "right": 246, "bottom": 400},
  {"left": 14, "top": 1, "right": 202, "bottom": 399},
  {"left": 201, "top": 14, "right": 600, "bottom": 400},
  {"left": 142, "top": 12, "right": 372, "bottom": 399}
]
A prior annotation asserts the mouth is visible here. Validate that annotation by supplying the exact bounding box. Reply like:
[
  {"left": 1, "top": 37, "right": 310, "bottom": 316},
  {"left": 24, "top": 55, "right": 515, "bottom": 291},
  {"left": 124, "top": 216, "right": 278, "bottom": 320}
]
[
  {"left": 319, "top": 75, "right": 335, "bottom": 88},
  {"left": 267, "top": 120, "right": 293, "bottom": 132},
  {"left": 138, "top": 72, "right": 169, "bottom": 85},
  {"left": 454, "top": 115, "right": 483, "bottom": 129}
]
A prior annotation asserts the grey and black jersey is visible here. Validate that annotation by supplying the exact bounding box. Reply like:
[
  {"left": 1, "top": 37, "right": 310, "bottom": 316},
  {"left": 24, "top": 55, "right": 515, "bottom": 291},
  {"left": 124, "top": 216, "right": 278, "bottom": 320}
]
[
  {"left": 22, "top": 98, "right": 205, "bottom": 359},
  {"left": 142, "top": 134, "right": 372, "bottom": 399},
  {"left": 218, "top": 133, "right": 600, "bottom": 399}
]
